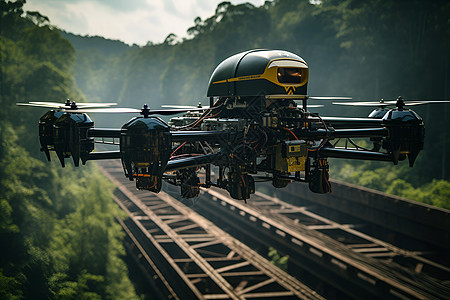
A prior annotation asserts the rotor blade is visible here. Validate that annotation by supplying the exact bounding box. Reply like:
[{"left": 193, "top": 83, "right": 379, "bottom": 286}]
[
  {"left": 16, "top": 102, "right": 66, "bottom": 108},
  {"left": 71, "top": 103, "right": 117, "bottom": 107},
  {"left": 65, "top": 106, "right": 214, "bottom": 115},
  {"left": 29, "top": 101, "right": 117, "bottom": 107},
  {"left": 402, "top": 102, "right": 427, "bottom": 106},
  {"left": 307, "top": 105, "right": 324, "bottom": 108},
  {"left": 146, "top": 107, "right": 212, "bottom": 115},
  {"left": 405, "top": 100, "right": 450, "bottom": 105},
  {"left": 28, "top": 101, "right": 69, "bottom": 107},
  {"left": 161, "top": 104, "right": 210, "bottom": 109},
  {"left": 332, "top": 101, "right": 391, "bottom": 107},
  {"left": 65, "top": 107, "right": 141, "bottom": 113},
  {"left": 308, "top": 96, "right": 353, "bottom": 100},
  {"left": 333, "top": 99, "right": 450, "bottom": 107}
]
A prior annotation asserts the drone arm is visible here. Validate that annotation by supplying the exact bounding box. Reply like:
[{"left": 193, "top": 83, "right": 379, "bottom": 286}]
[
  {"left": 320, "top": 117, "right": 383, "bottom": 129},
  {"left": 87, "top": 128, "right": 121, "bottom": 138},
  {"left": 86, "top": 129, "right": 228, "bottom": 141},
  {"left": 86, "top": 151, "right": 121, "bottom": 161},
  {"left": 332, "top": 128, "right": 388, "bottom": 138},
  {"left": 318, "top": 147, "right": 392, "bottom": 162},
  {"left": 295, "top": 128, "right": 388, "bottom": 139},
  {"left": 165, "top": 152, "right": 222, "bottom": 172}
]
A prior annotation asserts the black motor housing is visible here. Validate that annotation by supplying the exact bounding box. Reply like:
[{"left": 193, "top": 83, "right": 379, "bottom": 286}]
[
  {"left": 382, "top": 109, "right": 424, "bottom": 166},
  {"left": 39, "top": 110, "right": 65, "bottom": 161},
  {"left": 52, "top": 112, "right": 94, "bottom": 167},
  {"left": 120, "top": 117, "right": 171, "bottom": 192}
]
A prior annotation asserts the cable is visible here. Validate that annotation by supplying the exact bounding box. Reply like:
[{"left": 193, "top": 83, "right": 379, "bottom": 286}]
[
  {"left": 171, "top": 103, "right": 224, "bottom": 130},
  {"left": 283, "top": 127, "right": 299, "bottom": 140},
  {"left": 308, "top": 115, "right": 329, "bottom": 152},
  {"left": 347, "top": 138, "right": 373, "bottom": 152},
  {"left": 170, "top": 142, "right": 186, "bottom": 157}
]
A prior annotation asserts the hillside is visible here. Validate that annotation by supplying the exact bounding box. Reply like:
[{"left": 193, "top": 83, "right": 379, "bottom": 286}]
[{"left": 0, "top": 2, "right": 138, "bottom": 298}]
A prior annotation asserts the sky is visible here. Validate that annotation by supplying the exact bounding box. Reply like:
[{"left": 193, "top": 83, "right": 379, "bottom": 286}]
[{"left": 24, "top": 0, "right": 266, "bottom": 46}]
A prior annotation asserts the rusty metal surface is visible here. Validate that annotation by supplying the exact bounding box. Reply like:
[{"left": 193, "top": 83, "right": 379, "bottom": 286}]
[
  {"left": 283, "top": 179, "right": 450, "bottom": 252},
  {"left": 98, "top": 160, "right": 323, "bottom": 300},
  {"left": 96, "top": 157, "right": 449, "bottom": 299},
  {"left": 190, "top": 185, "right": 450, "bottom": 299}
]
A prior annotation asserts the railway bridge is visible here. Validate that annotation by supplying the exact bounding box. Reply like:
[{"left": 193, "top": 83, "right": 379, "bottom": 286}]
[{"left": 98, "top": 160, "right": 449, "bottom": 299}]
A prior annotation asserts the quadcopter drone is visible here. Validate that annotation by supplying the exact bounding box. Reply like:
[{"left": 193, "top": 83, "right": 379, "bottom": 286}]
[{"left": 18, "top": 49, "right": 448, "bottom": 200}]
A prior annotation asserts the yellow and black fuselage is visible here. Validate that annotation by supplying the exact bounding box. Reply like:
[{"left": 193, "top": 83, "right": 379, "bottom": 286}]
[{"left": 207, "top": 49, "right": 309, "bottom": 97}]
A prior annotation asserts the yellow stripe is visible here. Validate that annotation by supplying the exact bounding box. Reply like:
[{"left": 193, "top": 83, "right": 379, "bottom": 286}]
[
  {"left": 212, "top": 58, "right": 308, "bottom": 89},
  {"left": 213, "top": 74, "right": 262, "bottom": 84}
]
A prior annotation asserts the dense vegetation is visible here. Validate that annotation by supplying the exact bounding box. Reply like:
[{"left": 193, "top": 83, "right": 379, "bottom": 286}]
[
  {"left": 0, "top": 1, "right": 138, "bottom": 298},
  {"left": 67, "top": 0, "right": 449, "bottom": 208}
]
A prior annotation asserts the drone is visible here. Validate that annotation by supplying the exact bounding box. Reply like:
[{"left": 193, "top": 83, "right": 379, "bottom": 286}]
[{"left": 17, "top": 49, "right": 449, "bottom": 200}]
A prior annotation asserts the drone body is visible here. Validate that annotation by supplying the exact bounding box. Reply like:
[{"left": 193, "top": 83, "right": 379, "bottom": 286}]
[{"left": 20, "top": 49, "right": 432, "bottom": 200}]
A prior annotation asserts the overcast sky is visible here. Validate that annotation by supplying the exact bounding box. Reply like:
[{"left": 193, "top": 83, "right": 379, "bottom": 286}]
[{"left": 24, "top": 0, "right": 266, "bottom": 45}]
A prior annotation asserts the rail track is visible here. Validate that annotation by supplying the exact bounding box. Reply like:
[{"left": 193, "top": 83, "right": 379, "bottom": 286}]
[
  {"left": 98, "top": 160, "right": 323, "bottom": 299},
  {"left": 97, "top": 159, "right": 449, "bottom": 299},
  {"left": 275, "top": 179, "right": 450, "bottom": 280},
  {"left": 185, "top": 184, "right": 449, "bottom": 299}
]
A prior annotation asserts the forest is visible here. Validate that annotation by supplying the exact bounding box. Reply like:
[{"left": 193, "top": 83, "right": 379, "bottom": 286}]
[
  {"left": 0, "top": 1, "right": 138, "bottom": 299},
  {"left": 0, "top": 0, "right": 449, "bottom": 298}
]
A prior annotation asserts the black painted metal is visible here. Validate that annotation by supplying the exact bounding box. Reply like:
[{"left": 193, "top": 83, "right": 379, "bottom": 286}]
[
  {"left": 87, "top": 151, "right": 121, "bottom": 160},
  {"left": 165, "top": 152, "right": 222, "bottom": 172},
  {"left": 319, "top": 148, "right": 392, "bottom": 162},
  {"left": 87, "top": 128, "right": 121, "bottom": 138}
]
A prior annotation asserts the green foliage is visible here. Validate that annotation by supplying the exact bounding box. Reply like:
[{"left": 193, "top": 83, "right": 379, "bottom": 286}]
[
  {"left": 0, "top": 1, "right": 138, "bottom": 298},
  {"left": 47, "top": 165, "right": 137, "bottom": 299},
  {"left": 49, "top": 271, "right": 103, "bottom": 300},
  {"left": 0, "top": 268, "right": 23, "bottom": 300},
  {"left": 268, "top": 246, "right": 289, "bottom": 272},
  {"left": 330, "top": 159, "right": 450, "bottom": 209},
  {"left": 387, "top": 179, "right": 450, "bottom": 209}
]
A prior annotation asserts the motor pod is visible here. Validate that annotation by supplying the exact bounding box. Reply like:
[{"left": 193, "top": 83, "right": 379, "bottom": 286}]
[
  {"left": 308, "top": 158, "right": 331, "bottom": 194},
  {"left": 52, "top": 112, "right": 94, "bottom": 167},
  {"left": 179, "top": 168, "right": 200, "bottom": 199},
  {"left": 381, "top": 109, "right": 424, "bottom": 166},
  {"left": 120, "top": 117, "right": 171, "bottom": 193},
  {"left": 226, "top": 172, "right": 255, "bottom": 201},
  {"left": 39, "top": 110, "right": 65, "bottom": 161}
]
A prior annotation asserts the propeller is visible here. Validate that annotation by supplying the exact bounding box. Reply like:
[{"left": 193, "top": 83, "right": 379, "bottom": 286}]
[
  {"left": 290, "top": 96, "right": 350, "bottom": 110},
  {"left": 18, "top": 100, "right": 218, "bottom": 117},
  {"left": 64, "top": 107, "right": 141, "bottom": 113},
  {"left": 305, "top": 105, "right": 324, "bottom": 108},
  {"left": 332, "top": 100, "right": 392, "bottom": 107},
  {"left": 17, "top": 99, "right": 117, "bottom": 109},
  {"left": 72, "top": 104, "right": 217, "bottom": 117},
  {"left": 161, "top": 102, "right": 209, "bottom": 109},
  {"left": 307, "top": 96, "right": 353, "bottom": 100},
  {"left": 30, "top": 101, "right": 117, "bottom": 107},
  {"left": 332, "top": 96, "right": 450, "bottom": 108}
]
